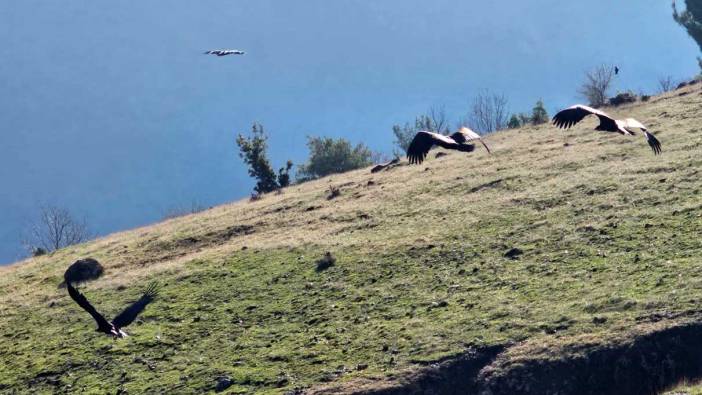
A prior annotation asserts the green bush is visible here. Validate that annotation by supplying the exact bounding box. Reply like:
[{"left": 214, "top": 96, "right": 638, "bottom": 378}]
[
  {"left": 278, "top": 160, "right": 293, "bottom": 188},
  {"left": 531, "top": 100, "right": 549, "bottom": 125},
  {"left": 507, "top": 113, "right": 533, "bottom": 128},
  {"left": 507, "top": 114, "right": 522, "bottom": 129},
  {"left": 236, "top": 123, "right": 292, "bottom": 194},
  {"left": 297, "top": 136, "right": 374, "bottom": 181}
]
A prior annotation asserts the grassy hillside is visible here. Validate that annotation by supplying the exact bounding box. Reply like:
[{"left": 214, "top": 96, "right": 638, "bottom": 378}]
[{"left": 1, "top": 83, "right": 701, "bottom": 394}]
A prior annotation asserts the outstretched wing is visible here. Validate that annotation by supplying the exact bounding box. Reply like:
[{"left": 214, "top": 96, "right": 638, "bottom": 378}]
[
  {"left": 643, "top": 131, "right": 662, "bottom": 155},
  {"left": 407, "top": 131, "right": 457, "bottom": 164},
  {"left": 552, "top": 105, "right": 614, "bottom": 129},
  {"left": 621, "top": 118, "right": 662, "bottom": 155},
  {"left": 451, "top": 127, "right": 491, "bottom": 153},
  {"left": 112, "top": 282, "right": 158, "bottom": 328},
  {"left": 65, "top": 278, "right": 112, "bottom": 332}
]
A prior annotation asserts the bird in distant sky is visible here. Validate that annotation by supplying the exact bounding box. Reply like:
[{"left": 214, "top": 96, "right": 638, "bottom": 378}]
[
  {"left": 204, "top": 49, "right": 245, "bottom": 56},
  {"left": 552, "top": 105, "right": 662, "bottom": 155},
  {"left": 614, "top": 66, "right": 620, "bottom": 75},
  {"left": 406, "top": 127, "right": 490, "bottom": 165}
]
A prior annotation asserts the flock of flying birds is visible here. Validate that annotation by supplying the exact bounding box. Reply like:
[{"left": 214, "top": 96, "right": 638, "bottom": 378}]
[
  {"left": 405, "top": 104, "right": 662, "bottom": 164},
  {"left": 63, "top": 50, "right": 663, "bottom": 337}
]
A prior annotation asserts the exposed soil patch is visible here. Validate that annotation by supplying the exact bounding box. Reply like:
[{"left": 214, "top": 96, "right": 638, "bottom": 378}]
[
  {"left": 371, "top": 158, "right": 402, "bottom": 173},
  {"left": 216, "top": 224, "right": 257, "bottom": 240},
  {"left": 140, "top": 223, "right": 260, "bottom": 265},
  {"left": 312, "top": 345, "right": 505, "bottom": 395},
  {"left": 321, "top": 319, "right": 702, "bottom": 395},
  {"left": 479, "top": 320, "right": 702, "bottom": 395},
  {"left": 468, "top": 179, "right": 504, "bottom": 193},
  {"left": 262, "top": 200, "right": 304, "bottom": 215}
]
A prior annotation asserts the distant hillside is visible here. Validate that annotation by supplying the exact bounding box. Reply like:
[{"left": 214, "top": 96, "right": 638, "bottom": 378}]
[{"left": 1, "top": 83, "right": 701, "bottom": 394}]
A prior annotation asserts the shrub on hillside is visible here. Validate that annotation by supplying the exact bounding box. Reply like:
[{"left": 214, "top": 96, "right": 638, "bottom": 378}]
[
  {"left": 296, "top": 136, "right": 374, "bottom": 181},
  {"left": 31, "top": 247, "right": 47, "bottom": 257},
  {"left": 507, "top": 114, "right": 522, "bottom": 129},
  {"left": 507, "top": 113, "right": 533, "bottom": 128},
  {"left": 236, "top": 123, "right": 293, "bottom": 194},
  {"left": 326, "top": 185, "right": 341, "bottom": 200},
  {"left": 277, "top": 160, "right": 293, "bottom": 188},
  {"left": 531, "top": 100, "right": 549, "bottom": 125},
  {"left": 609, "top": 92, "right": 637, "bottom": 106}
]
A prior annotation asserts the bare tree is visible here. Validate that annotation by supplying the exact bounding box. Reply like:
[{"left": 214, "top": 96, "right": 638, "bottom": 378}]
[
  {"left": 578, "top": 65, "right": 615, "bottom": 108},
  {"left": 391, "top": 105, "right": 451, "bottom": 155},
  {"left": 24, "top": 204, "right": 89, "bottom": 253},
  {"left": 427, "top": 105, "right": 450, "bottom": 135},
  {"left": 461, "top": 91, "right": 509, "bottom": 133},
  {"left": 657, "top": 75, "right": 675, "bottom": 93}
]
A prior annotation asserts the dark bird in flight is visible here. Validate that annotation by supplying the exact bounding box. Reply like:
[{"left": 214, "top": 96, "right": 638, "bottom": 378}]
[
  {"left": 65, "top": 273, "right": 158, "bottom": 338},
  {"left": 552, "top": 105, "right": 662, "bottom": 154},
  {"left": 407, "top": 127, "right": 491, "bottom": 164},
  {"left": 614, "top": 66, "right": 619, "bottom": 75},
  {"left": 204, "top": 49, "right": 245, "bottom": 56}
]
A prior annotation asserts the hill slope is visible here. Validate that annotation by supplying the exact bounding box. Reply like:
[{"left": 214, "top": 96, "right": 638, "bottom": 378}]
[{"left": 1, "top": 84, "right": 701, "bottom": 394}]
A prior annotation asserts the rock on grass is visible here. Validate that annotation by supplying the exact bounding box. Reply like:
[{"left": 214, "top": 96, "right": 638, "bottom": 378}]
[{"left": 315, "top": 252, "right": 336, "bottom": 272}]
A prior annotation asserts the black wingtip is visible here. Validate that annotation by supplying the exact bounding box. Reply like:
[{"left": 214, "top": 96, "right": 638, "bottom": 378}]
[
  {"left": 645, "top": 131, "right": 662, "bottom": 155},
  {"left": 143, "top": 281, "right": 159, "bottom": 299},
  {"left": 407, "top": 153, "right": 424, "bottom": 165}
]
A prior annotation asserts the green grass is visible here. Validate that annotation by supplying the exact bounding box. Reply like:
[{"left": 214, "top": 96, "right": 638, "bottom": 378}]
[
  {"left": 665, "top": 380, "right": 702, "bottom": 395},
  {"left": 1, "top": 84, "right": 701, "bottom": 393}
]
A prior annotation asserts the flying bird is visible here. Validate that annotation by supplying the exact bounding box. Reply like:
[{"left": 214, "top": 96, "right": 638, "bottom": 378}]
[
  {"left": 614, "top": 66, "right": 619, "bottom": 75},
  {"left": 65, "top": 272, "right": 158, "bottom": 338},
  {"left": 406, "top": 127, "right": 490, "bottom": 165},
  {"left": 204, "top": 49, "right": 245, "bottom": 56},
  {"left": 552, "top": 105, "right": 662, "bottom": 154}
]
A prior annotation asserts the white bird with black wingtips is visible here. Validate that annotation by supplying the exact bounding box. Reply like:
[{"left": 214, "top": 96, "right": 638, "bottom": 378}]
[
  {"left": 552, "top": 105, "right": 662, "bottom": 155},
  {"left": 204, "top": 49, "right": 245, "bottom": 56}
]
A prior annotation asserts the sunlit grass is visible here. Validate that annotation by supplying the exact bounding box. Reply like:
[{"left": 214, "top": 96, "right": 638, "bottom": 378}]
[{"left": 0, "top": 84, "right": 701, "bottom": 393}]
